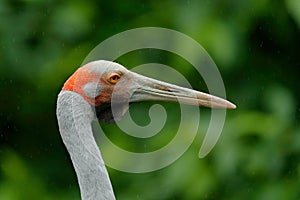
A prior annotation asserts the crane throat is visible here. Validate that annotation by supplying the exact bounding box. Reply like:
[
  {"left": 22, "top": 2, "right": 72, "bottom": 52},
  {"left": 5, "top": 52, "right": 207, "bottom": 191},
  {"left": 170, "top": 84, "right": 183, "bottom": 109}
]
[{"left": 95, "top": 102, "right": 129, "bottom": 124}]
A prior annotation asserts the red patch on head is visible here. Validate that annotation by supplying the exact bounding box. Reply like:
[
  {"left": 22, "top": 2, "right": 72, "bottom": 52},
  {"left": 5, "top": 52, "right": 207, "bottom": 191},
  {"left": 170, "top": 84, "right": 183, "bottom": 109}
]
[{"left": 62, "top": 65, "right": 102, "bottom": 106}]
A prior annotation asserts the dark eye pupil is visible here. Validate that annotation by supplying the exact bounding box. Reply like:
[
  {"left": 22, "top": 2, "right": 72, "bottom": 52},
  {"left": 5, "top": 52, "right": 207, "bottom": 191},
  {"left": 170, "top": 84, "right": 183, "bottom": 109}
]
[{"left": 111, "top": 75, "right": 119, "bottom": 81}]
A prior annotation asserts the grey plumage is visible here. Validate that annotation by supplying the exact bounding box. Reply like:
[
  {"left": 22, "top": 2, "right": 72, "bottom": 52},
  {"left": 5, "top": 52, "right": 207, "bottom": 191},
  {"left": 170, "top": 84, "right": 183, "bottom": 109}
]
[{"left": 57, "top": 91, "right": 115, "bottom": 200}]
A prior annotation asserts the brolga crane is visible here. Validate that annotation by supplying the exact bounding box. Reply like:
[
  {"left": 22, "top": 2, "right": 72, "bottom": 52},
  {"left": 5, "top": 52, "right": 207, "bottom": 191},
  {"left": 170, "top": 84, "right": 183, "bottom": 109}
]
[{"left": 56, "top": 60, "right": 236, "bottom": 200}]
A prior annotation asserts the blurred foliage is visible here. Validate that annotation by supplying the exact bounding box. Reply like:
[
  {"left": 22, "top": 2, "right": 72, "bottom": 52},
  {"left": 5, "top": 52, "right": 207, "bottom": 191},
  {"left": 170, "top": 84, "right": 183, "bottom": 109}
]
[{"left": 0, "top": 0, "right": 300, "bottom": 199}]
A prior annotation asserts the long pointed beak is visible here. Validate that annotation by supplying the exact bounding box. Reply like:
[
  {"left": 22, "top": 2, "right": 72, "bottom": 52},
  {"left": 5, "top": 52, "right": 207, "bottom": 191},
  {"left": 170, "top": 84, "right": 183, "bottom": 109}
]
[{"left": 129, "top": 73, "right": 236, "bottom": 109}]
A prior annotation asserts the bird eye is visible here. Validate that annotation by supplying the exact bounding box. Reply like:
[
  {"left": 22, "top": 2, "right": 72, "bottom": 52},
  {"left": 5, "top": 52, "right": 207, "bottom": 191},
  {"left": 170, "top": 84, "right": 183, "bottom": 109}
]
[{"left": 108, "top": 73, "right": 121, "bottom": 84}]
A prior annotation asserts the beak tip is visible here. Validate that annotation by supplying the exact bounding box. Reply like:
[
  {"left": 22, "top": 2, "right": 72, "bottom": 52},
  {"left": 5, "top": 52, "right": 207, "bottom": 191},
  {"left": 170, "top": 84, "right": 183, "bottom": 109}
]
[
  {"left": 211, "top": 96, "right": 236, "bottom": 109},
  {"left": 227, "top": 102, "right": 237, "bottom": 109}
]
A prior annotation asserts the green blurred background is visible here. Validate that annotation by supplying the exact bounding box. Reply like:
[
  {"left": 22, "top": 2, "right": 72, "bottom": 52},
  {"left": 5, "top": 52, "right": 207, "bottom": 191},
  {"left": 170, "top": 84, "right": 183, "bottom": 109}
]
[{"left": 1, "top": 0, "right": 300, "bottom": 199}]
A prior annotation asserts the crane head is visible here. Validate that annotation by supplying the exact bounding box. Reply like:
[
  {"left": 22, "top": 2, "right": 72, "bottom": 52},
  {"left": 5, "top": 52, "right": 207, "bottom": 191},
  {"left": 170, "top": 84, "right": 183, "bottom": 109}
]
[{"left": 62, "top": 60, "right": 236, "bottom": 123}]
